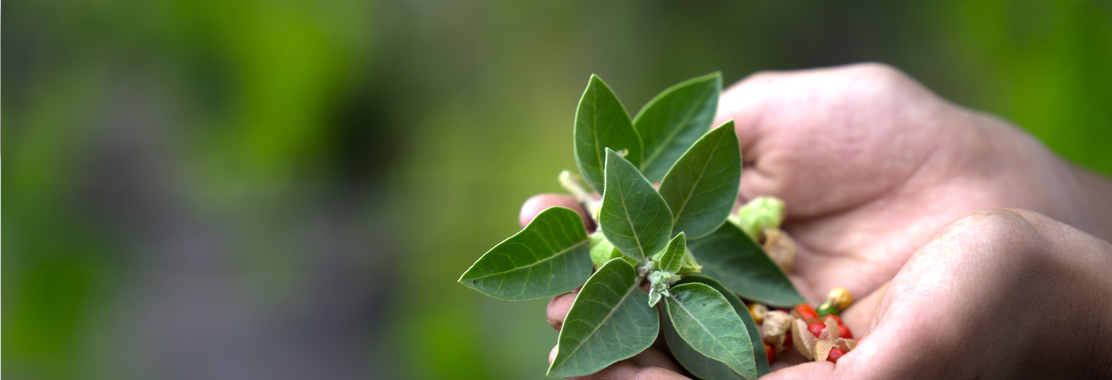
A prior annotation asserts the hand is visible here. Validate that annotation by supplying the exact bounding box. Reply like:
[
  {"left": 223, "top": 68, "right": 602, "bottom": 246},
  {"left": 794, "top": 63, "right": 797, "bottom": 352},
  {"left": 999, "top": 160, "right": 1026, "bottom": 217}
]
[
  {"left": 768, "top": 209, "right": 1112, "bottom": 379},
  {"left": 522, "top": 62, "right": 1112, "bottom": 378}
]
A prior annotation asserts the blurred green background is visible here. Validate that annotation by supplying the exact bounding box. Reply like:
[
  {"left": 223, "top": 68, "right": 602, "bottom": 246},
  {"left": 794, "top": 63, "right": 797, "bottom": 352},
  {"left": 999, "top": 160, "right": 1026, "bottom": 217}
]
[{"left": 4, "top": 1, "right": 1111, "bottom": 379}]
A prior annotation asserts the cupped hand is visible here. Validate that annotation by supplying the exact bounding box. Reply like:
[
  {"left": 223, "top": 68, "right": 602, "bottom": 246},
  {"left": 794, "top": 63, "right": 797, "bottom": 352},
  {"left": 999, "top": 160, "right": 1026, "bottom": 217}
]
[
  {"left": 522, "top": 62, "right": 1112, "bottom": 378},
  {"left": 768, "top": 209, "right": 1112, "bottom": 379}
]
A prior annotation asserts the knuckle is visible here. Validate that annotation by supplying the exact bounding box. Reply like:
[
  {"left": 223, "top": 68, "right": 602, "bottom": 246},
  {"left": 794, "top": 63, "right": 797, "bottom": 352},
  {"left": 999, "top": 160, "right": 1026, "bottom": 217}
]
[
  {"left": 852, "top": 62, "right": 903, "bottom": 79},
  {"left": 736, "top": 69, "right": 785, "bottom": 87},
  {"left": 937, "top": 209, "right": 1046, "bottom": 259},
  {"left": 847, "top": 62, "right": 914, "bottom": 98}
]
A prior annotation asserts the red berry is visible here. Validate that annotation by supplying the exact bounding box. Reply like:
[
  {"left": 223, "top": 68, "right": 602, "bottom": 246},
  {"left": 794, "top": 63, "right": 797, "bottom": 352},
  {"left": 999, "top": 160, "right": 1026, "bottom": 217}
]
[
  {"left": 795, "top": 304, "right": 819, "bottom": 320},
  {"left": 783, "top": 329, "right": 793, "bottom": 347},
  {"left": 838, "top": 325, "right": 853, "bottom": 339},
  {"left": 808, "top": 321, "right": 826, "bottom": 337},
  {"left": 830, "top": 315, "right": 844, "bottom": 326},
  {"left": 826, "top": 348, "right": 845, "bottom": 363},
  {"left": 764, "top": 343, "right": 775, "bottom": 363}
]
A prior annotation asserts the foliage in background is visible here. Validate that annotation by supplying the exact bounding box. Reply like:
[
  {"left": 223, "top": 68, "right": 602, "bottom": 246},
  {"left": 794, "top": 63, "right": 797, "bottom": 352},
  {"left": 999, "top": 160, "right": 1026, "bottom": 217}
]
[{"left": 3, "top": 0, "right": 1111, "bottom": 379}]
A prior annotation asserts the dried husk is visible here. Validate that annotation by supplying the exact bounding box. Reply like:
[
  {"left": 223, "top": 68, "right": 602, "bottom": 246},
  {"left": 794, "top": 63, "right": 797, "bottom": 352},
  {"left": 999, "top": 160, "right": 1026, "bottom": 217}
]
[
  {"left": 809, "top": 317, "right": 856, "bottom": 362},
  {"left": 814, "top": 340, "right": 837, "bottom": 362},
  {"left": 760, "top": 310, "right": 792, "bottom": 351},
  {"left": 836, "top": 338, "right": 856, "bottom": 352},
  {"left": 792, "top": 318, "right": 816, "bottom": 360},
  {"left": 761, "top": 228, "right": 796, "bottom": 272},
  {"left": 815, "top": 338, "right": 857, "bottom": 362},
  {"left": 819, "top": 316, "right": 839, "bottom": 341}
]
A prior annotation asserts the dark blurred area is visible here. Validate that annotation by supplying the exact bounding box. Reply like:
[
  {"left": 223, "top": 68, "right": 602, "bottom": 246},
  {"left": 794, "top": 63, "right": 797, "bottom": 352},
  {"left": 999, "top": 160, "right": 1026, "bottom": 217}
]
[{"left": 3, "top": 1, "right": 1110, "bottom": 379}]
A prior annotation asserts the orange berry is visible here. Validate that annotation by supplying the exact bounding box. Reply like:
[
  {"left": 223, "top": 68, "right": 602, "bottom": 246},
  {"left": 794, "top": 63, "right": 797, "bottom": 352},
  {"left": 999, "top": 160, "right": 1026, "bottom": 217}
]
[{"left": 795, "top": 304, "right": 819, "bottom": 320}]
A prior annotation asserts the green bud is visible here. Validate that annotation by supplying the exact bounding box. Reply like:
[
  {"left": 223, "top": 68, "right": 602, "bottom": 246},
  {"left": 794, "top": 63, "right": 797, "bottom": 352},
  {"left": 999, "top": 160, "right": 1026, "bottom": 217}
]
[
  {"left": 729, "top": 196, "right": 786, "bottom": 240},
  {"left": 677, "top": 247, "right": 702, "bottom": 275},
  {"left": 589, "top": 232, "right": 635, "bottom": 268},
  {"left": 646, "top": 270, "right": 680, "bottom": 307}
]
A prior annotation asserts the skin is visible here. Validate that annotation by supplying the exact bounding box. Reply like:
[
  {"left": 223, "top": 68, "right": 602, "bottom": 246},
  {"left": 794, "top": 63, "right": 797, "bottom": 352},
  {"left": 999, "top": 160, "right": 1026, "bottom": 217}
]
[{"left": 521, "top": 63, "right": 1112, "bottom": 379}]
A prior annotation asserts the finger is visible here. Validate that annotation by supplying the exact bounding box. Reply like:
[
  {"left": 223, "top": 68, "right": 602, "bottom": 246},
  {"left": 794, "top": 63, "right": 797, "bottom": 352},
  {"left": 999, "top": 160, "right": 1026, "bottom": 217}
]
[
  {"left": 547, "top": 345, "right": 689, "bottom": 380},
  {"left": 546, "top": 289, "right": 579, "bottom": 330},
  {"left": 716, "top": 64, "right": 946, "bottom": 218},
  {"left": 520, "top": 193, "right": 594, "bottom": 231},
  {"left": 770, "top": 345, "right": 810, "bottom": 371},
  {"left": 714, "top": 72, "right": 775, "bottom": 161},
  {"left": 569, "top": 361, "right": 690, "bottom": 380},
  {"left": 714, "top": 71, "right": 785, "bottom": 205},
  {"left": 762, "top": 361, "right": 838, "bottom": 380},
  {"left": 625, "top": 346, "right": 686, "bottom": 374}
]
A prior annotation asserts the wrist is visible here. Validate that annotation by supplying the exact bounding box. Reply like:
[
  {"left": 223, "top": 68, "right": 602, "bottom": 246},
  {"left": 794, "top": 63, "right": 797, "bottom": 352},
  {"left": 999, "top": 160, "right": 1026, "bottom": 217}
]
[{"left": 953, "top": 110, "right": 1112, "bottom": 242}]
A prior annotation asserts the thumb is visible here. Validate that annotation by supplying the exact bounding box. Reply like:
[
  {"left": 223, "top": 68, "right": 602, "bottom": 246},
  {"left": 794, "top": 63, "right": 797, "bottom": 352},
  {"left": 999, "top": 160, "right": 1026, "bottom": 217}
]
[{"left": 761, "top": 361, "right": 838, "bottom": 380}]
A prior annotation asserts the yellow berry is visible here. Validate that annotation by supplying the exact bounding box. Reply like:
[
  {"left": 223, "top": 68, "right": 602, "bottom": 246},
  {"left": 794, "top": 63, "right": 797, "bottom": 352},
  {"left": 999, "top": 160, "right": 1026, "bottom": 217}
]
[
  {"left": 748, "top": 303, "right": 768, "bottom": 324},
  {"left": 827, "top": 287, "right": 852, "bottom": 310}
]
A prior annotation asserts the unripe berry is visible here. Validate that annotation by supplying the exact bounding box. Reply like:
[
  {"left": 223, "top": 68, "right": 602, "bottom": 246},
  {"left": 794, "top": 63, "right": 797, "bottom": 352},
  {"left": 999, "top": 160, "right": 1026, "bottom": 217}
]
[{"left": 816, "top": 301, "right": 838, "bottom": 317}]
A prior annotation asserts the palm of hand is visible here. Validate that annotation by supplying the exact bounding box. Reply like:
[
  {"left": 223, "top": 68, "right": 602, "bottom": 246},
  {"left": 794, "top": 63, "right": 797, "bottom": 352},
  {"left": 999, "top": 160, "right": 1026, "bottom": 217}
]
[{"left": 723, "top": 64, "right": 980, "bottom": 306}]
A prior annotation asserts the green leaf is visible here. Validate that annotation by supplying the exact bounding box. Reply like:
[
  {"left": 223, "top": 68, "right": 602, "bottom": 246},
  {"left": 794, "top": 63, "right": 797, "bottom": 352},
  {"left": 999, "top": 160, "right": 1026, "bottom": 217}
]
[
  {"left": 599, "top": 148, "right": 673, "bottom": 262},
  {"left": 659, "top": 121, "right": 742, "bottom": 239},
  {"left": 686, "top": 223, "right": 806, "bottom": 307},
  {"left": 548, "top": 258, "right": 659, "bottom": 377},
  {"left": 458, "top": 207, "right": 592, "bottom": 301},
  {"left": 574, "top": 74, "right": 642, "bottom": 193},
  {"left": 665, "top": 275, "right": 770, "bottom": 379},
  {"left": 658, "top": 232, "right": 687, "bottom": 273},
  {"left": 633, "top": 72, "right": 722, "bottom": 182},
  {"left": 664, "top": 283, "right": 756, "bottom": 379}
]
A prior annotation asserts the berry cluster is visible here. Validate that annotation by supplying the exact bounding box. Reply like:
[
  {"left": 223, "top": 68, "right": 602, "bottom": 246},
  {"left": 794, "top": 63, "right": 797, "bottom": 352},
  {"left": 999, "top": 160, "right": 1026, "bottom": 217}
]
[{"left": 750, "top": 287, "right": 860, "bottom": 364}]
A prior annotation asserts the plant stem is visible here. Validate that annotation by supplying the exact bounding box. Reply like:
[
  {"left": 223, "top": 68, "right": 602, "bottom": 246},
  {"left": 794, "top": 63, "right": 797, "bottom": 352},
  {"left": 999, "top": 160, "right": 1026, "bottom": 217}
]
[{"left": 559, "top": 170, "right": 602, "bottom": 221}]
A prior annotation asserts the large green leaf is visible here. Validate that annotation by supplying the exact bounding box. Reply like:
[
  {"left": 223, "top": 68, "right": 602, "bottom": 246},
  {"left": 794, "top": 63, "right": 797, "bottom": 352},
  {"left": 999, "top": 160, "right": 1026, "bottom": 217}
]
[
  {"left": 686, "top": 223, "right": 805, "bottom": 307},
  {"left": 664, "top": 275, "right": 770, "bottom": 379},
  {"left": 458, "top": 207, "right": 592, "bottom": 300},
  {"left": 665, "top": 283, "right": 756, "bottom": 379},
  {"left": 599, "top": 148, "right": 673, "bottom": 261},
  {"left": 659, "top": 121, "right": 741, "bottom": 239},
  {"left": 574, "top": 74, "right": 642, "bottom": 193},
  {"left": 658, "top": 232, "right": 687, "bottom": 273},
  {"left": 633, "top": 72, "right": 722, "bottom": 182},
  {"left": 548, "top": 258, "right": 659, "bottom": 377}
]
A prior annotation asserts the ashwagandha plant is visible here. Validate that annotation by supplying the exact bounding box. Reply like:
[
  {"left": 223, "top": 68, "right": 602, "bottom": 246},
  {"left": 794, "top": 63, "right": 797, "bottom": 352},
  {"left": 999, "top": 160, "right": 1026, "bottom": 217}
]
[{"left": 458, "top": 72, "right": 807, "bottom": 379}]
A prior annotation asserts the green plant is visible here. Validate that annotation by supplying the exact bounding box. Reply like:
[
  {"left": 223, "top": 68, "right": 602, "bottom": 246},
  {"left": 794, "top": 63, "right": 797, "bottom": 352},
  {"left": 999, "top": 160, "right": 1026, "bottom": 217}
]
[{"left": 457, "top": 73, "right": 805, "bottom": 379}]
